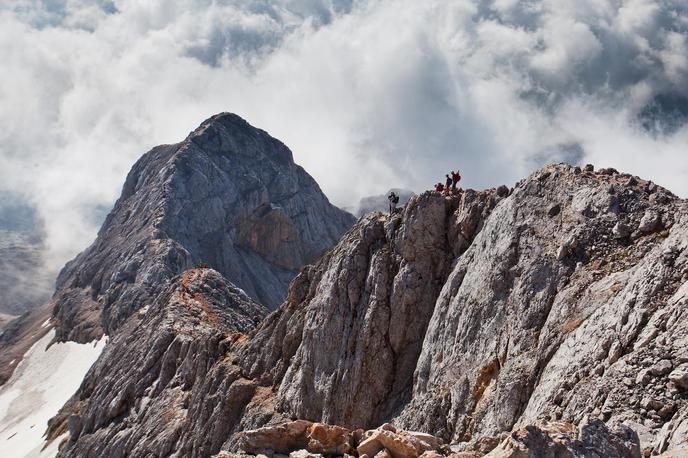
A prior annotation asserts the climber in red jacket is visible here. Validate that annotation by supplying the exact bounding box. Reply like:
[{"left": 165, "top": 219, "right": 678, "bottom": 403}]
[
  {"left": 451, "top": 170, "right": 461, "bottom": 191},
  {"left": 435, "top": 183, "right": 445, "bottom": 193}
]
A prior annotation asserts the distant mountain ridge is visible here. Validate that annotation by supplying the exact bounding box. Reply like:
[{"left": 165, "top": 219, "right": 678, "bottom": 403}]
[{"left": 0, "top": 195, "right": 53, "bottom": 324}]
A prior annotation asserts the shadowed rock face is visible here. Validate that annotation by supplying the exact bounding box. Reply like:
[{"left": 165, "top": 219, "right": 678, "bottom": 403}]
[{"left": 51, "top": 113, "right": 355, "bottom": 342}]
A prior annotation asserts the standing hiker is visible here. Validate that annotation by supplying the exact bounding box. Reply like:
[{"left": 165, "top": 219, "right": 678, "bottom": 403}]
[
  {"left": 451, "top": 170, "right": 461, "bottom": 191},
  {"left": 388, "top": 191, "right": 400, "bottom": 214}
]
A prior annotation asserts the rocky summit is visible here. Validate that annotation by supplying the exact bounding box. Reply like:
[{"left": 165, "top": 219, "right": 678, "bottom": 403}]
[
  {"left": 3, "top": 115, "right": 688, "bottom": 458},
  {"left": 40, "top": 156, "right": 687, "bottom": 458},
  {"left": 50, "top": 113, "right": 355, "bottom": 343}
]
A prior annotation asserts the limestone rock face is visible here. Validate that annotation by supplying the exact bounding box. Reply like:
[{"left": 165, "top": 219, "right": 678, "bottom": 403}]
[
  {"left": 236, "top": 188, "right": 501, "bottom": 430},
  {"left": 51, "top": 113, "right": 355, "bottom": 342},
  {"left": 395, "top": 165, "right": 688, "bottom": 455},
  {"left": 39, "top": 159, "right": 688, "bottom": 457}
]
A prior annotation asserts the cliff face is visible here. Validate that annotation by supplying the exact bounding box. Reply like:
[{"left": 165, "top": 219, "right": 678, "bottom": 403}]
[
  {"left": 34, "top": 146, "right": 688, "bottom": 458},
  {"left": 56, "top": 162, "right": 688, "bottom": 457},
  {"left": 53, "top": 186, "right": 502, "bottom": 458},
  {"left": 396, "top": 165, "right": 688, "bottom": 451},
  {"left": 51, "top": 113, "right": 355, "bottom": 343},
  {"left": 236, "top": 164, "right": 688, "bottom": 454}
]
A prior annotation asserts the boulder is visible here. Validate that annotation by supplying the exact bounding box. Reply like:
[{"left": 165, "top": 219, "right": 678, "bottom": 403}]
[
  {"left": 638, "top": 210, "right": 661, "bottom": 234},
  {"left": 612, "top": 221, "right": 631, "bottom": 239},
  {"left": 239, "top": 421, "right": 313, "bottom": 454},
  {"left": 307, "top": 423, "right": 354, "bottom": 455},
  {"left": 357, "top": 428, "right": 442, "bottom": 458},
  {"left": 484, "top": 420, "right": 640, "bottom": 458},
  {"left": 669, "top": 366, "right": 688, "bottom": 390},
  {"left": 650, "top": 360, "right": 673, "bottom": 376}
]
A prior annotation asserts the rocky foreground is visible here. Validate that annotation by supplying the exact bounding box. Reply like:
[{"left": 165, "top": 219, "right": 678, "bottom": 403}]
[
  {"left": 40, "top": 158, "right": 688, "bottom": 458},
  {"left": 222, "top": 419, "right": 644, "bottom": 458}
]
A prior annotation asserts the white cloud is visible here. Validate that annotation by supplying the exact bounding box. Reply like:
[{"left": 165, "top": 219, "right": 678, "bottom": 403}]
[{"left": 0, "top": 0, "right": 686, "bottom": 273}]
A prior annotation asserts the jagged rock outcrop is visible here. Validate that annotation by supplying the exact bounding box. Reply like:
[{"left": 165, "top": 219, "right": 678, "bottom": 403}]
[
  {"left": 396, "top": 165, "right": 688, "bottom": 456},
  {"left": 45, "top": 162, "right": 688, "bottom": 457},
  {"left": 51, "top": 188, "right": 501, "bottom": 457},
  {"left": 50, "top": 268, "right": 268, "bottom": 457},
  {"left": 51, "top": 113, "right": 354, "bottom": 342},
  {"left": 236, "top": 188, "right": 500, "bottom": 430}
]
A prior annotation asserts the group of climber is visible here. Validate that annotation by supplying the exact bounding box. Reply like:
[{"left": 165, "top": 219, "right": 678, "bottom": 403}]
[
  {"left": 434, "top": 170, "right": 461, "bottom": 194},
  {"left": 387, "top": 169, "right": 462, "bottom": 214}
]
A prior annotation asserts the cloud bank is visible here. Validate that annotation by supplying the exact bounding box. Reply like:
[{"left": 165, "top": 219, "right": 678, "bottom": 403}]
[{"left": 0, "top": 0, "right": 687, "bottom": 272}]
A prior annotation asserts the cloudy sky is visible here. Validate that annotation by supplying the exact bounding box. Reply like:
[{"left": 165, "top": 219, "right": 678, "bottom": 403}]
[{"left": 1, "top": 0, "right": 687, "bottom": 272}]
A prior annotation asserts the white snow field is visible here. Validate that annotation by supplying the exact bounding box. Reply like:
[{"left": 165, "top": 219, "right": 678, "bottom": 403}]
[{"left": 0, "top": 330, "right": 106, "bottom": 458}]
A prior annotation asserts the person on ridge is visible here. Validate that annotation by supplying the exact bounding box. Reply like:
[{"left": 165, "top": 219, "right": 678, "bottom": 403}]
[
  {"left": 388, "top": 191, "right": 400, "bottom": 214},
  {"left": 435, "top": 182, "right": 444, "bottom": 193},
  {"left": 445, "top": 174, "right": 452, "bottom": 193},
  {"left": 451, "top": 170, "right": 461, "bottom": 191}
]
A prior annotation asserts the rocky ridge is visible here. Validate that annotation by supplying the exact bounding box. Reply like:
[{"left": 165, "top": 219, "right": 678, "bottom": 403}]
[
  {"left": 51, "top": 113, "right": 355, "bottom": 343},
  {"left": 48, "top": 162, "right": 688, "bottom": 458}
]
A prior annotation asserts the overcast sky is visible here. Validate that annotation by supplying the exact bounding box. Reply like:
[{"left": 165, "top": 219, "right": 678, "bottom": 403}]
[{"left": 1, "top": 0, "right": 687, "bottom": 271}]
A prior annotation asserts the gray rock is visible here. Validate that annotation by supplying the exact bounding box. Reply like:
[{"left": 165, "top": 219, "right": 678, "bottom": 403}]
[
  {"left": 52, "top": 269, "right": 269, "bottom": 458},
  {"left": 557, "top": 234, "right": 579, "bottom": 260},
  {"left": 639, "top": 210, "right": 661, "bottom": 234},
  {"left": 650, "top": 360, "right": 673, "bottom": 376},
  {"left": 51, "top": 113, "right": 355, "bottom": 342},
  {"left": 626, "top": 176, "right": 639, "bottom": 187},
  {"left": 548, "top": 204, "right": 561, "bottom": 218},
  {"left": 669, "top": 366, "right": 688, "bottom": 390},
  {"left": 613, "top": 221, "right": 632, "bottom": 239},
  {"left": 35, "top": 157, "right": 688, "bottom": 458},
  {"left": 496, "top": 185, "right": 510, "bottom": 198}
]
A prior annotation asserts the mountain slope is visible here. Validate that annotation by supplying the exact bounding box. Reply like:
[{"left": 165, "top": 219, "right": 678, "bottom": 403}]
[
  {"left": 49, "top": 163, "right": 688, "bottom": 457},
  {"left": 51, "top": 113, "right": 355, "bottom": 343},
  {"left": 50, "top": 268, "right": 268, "bottom": 457}
]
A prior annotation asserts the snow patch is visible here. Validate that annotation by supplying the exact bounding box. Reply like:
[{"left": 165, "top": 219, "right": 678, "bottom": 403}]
[
  {"left": 40, "top": 320, "right": 50, "bottom": 329},
  {"left": 0, "top": 330, "right": 106, "bottom": 458}
]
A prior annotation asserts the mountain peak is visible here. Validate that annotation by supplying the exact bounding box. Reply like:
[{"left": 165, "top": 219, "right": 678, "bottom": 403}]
[
  {"left": 186, "top": 112, "right": 294, "bottom": 165},
  {"left": 51, "top": 113, "right": 355, "bottom": 342}
]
